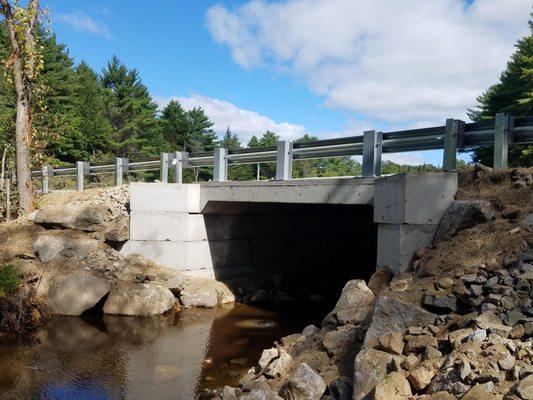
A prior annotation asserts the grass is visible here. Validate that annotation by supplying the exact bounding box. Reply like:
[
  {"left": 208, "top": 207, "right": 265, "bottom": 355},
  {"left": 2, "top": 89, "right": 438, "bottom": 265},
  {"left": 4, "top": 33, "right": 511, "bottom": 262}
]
[{"left": 0, "top": 264, "right": 21, "bottom": 297}]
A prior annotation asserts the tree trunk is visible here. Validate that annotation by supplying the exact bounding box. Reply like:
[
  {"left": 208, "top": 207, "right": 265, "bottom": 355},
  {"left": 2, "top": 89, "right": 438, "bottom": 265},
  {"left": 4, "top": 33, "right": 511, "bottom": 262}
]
[{"left": 15, "top": 95, "right": 33, "bottom": 213}]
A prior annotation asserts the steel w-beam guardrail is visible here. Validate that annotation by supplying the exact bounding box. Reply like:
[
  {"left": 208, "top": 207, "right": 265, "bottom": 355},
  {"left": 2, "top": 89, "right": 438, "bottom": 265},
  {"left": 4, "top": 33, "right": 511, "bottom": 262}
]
[{"left": 33, "top": 113, "right": 533, "bottom": 193}]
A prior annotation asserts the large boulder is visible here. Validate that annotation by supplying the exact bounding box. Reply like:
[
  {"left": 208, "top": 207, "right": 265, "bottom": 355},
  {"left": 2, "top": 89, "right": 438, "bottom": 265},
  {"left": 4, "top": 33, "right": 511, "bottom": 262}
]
[
  {"left": 433, "top": 200, "right": 496, "bottom": 244},
  {"left": 166, "top": 274, "right": 235, "bottom": 308},
  {"left": 47, "top": 271, "right": 111, "bottom": 316},
  {"left": 279, "top": 363, "right": 326, "bottom": 400},
  {"left": 363, "top": 296, "right": 436, "bottom": 347},
  {"left": 323, "top": 280, "right": 374, "bottom": 326},
  {"left": 353, "top": 349, "right": 404, "bottom": 400},
  {"left": 33, "top": 231, "right": 100, "bottom": 262},
  {"left": 240, "top": 389, "right": 283, "bottom": 400},
  {"left": 254, "top": 347, "right": 293, "bottom": 379},
  {"left": 103, "top": 282, "right": 176, "bottom": 316},
  {"left": 34, "top": 202, "right": 110, "bottom": 232}
]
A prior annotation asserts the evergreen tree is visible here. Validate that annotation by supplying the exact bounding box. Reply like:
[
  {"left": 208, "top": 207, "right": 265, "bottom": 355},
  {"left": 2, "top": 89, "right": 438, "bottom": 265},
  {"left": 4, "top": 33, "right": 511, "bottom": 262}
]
[
  {"left": 101, "top": 56, "right": 160, "bottom": 157},
  {"left": 186, "top": 107, "right": 217, "bottom": 152},
  {"left": 248, "top": 131, "right": 279, "bottom": 179},
  {"left": 220, "top": 126, "right": 240, "bottom": 150},
  {"left": 468, "top": 18, "right": 533, "bottom": 167},
  {"left": 160, "top": 99, "right": 188, "bottom": 150}
]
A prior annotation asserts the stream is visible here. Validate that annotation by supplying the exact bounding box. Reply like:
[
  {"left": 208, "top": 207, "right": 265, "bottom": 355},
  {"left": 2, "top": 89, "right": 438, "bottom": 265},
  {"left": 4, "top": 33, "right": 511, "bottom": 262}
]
[{"left": 0, "top": 302, "right": 328, "bottom": 400}]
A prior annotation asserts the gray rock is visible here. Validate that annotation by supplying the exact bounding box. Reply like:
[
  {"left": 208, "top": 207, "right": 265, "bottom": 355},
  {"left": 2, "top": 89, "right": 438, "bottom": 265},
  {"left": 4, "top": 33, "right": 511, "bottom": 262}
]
[
  {"left": 523, "top": 213, "right": 533, "bottom": 228},
  {"left": 33, "top": 232, "right": 100, "bottom": 262},
  {"left": 327, "top": 377, "right": 352, "bottom": 400},
  {"left": 279, "top": 363, "right": 326, "bottom": 400},
  {"left": 167, "top": 274, "right": 234, "bottom": 308},
  {"left": 47, "top": 271, "right": 111, "bottom": 316},
  {"left": 422, "top": 293, "right": 458, "bottom": 313},
  {"left": 323, "top": 324, "right": 362, "bottom": 374},
  {"left": 256, "top": 347, "right": 292, "bottom": 379},
  {"left": 103, "top": 282, "right": 175, "bottom": 316},
  {"left": 364, "top": 296, "right": 436, "bottom": 346},
  {"left": 434, "top": 200, "right": 496, "bottom": 244},
  {"left": 353, "top": 349, "right": 404, "bottom": 400},
  {"left": 516, "top": 374, "right": 533, "bottom": 400},
  {"left": 332, "top": 279, "right": 375, "bottom": 315},
  {"left": 35, "top": 202, "right": 110, "bottom": 231},
  {"left": 240, "top": 389, "right": 283, "bottom": 400},
  {"left": 222, "top": 386, "right": 237, "bottom": 400},
  {"left": 104, "top": 215, "right": 130, "bottom": 242}
]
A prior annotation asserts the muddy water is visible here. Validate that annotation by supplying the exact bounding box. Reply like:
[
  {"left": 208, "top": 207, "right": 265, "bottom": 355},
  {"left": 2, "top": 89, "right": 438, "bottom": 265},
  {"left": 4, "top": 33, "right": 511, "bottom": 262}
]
[{"left": 0, "top": 303, "right": 326, "bottom": 400}]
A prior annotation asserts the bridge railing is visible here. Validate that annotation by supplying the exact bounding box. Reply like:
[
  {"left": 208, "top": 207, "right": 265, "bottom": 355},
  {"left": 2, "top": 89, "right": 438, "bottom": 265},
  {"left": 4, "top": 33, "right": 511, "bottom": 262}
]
[{"left": 32, "top": 112, "right": 533, "bottom": 193}]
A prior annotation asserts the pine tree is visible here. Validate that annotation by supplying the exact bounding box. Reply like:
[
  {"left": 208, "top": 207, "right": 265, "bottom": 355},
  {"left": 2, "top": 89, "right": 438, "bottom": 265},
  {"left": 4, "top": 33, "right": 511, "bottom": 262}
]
[
  {"left": 160, "top": 99, "right": 188, "bottom": 151},
  {"left": 186, "top": 107, "right": 217, "bottom": 152},
  {"left": 468, "top": 18, "right": 533, "bottom": 167},
  {"left": 73, "top": 62, "right": 112, "bottom": 158},
  {"left": 101, "top": 56, "right": 160, "bottom": 157},
  {"left": 220, "top": 126, "right": 240, "bottom": 150}
]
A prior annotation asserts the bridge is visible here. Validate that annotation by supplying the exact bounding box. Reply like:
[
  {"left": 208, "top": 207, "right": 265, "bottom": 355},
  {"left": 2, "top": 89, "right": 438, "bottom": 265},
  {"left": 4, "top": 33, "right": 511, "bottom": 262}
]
[{"left": 31, "top": 113, "right": 532, "bottom": 278}]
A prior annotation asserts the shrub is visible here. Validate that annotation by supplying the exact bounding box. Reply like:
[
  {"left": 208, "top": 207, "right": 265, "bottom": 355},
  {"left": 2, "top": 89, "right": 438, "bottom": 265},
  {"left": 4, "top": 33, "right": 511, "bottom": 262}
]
[{"left": 0, "top": 264, "right": 21, "bottom": 297}]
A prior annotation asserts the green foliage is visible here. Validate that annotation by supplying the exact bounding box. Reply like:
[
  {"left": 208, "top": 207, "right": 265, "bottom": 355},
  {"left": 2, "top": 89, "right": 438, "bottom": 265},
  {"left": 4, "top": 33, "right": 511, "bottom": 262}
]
[
  {"left": 101, "top": 56, "right": 161, "bottom": 157},
  {"left": 0, "top": 264, "right": 21, "bottom": 297},
  {"left": 160, "top": 99, "right": 188, "bottom": 151},
  {"left": 468, "top": 18, "right": 533, "bottom": 167}
]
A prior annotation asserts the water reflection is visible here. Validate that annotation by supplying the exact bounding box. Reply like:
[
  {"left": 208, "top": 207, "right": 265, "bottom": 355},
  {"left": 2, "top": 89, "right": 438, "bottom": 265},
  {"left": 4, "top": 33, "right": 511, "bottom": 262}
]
[{"left": 0, "top": 303, "right": 314, "bottom": 400}]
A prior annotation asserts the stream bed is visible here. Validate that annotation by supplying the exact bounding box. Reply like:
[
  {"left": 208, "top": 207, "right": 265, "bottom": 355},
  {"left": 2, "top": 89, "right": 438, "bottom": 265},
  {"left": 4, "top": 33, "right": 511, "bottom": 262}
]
[{"left": 0, "top": 302, "right": 327, "bottom": 400}]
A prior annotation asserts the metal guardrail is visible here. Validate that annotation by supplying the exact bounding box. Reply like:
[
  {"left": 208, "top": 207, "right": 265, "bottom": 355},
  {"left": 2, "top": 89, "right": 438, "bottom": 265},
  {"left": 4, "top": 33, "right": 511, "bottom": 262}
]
[{"left": 33, "top": 113, "right": 533, "bottom": 193}]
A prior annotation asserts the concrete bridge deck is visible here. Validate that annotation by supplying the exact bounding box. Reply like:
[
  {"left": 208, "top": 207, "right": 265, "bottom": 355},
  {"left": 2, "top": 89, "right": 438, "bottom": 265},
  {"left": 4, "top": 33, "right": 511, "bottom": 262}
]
[{"left": 121, "top": 173, "right": 457, "bottom": 279}]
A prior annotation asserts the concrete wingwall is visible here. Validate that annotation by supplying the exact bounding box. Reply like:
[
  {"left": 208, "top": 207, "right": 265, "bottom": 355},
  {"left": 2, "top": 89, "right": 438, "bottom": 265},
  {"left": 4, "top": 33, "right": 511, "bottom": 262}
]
[{"left": 121, "top": 173, "right": 457, "bottom": 278}]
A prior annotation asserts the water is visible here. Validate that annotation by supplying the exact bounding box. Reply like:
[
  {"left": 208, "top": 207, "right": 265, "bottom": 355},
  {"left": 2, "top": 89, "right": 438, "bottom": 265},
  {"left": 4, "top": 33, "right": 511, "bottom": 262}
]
[{"left": 0, "top": 303, "right": 326, "bottom": 400}]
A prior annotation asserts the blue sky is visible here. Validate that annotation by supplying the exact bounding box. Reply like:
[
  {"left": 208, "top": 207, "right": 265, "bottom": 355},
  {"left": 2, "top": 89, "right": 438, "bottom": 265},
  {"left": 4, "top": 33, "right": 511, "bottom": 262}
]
[{"left": 45, "top": 0, "right": 531, "bottom": 165}]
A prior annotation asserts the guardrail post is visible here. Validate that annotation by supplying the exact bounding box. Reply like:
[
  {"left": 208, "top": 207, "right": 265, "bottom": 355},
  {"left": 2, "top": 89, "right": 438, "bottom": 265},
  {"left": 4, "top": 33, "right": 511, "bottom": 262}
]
[
  {"left": 160, "top": 152, "right": 169, "bottom": 183},
  {"left": 213, "top": 147, "right": 228, "bottom": 182},
  {"left": 76, "top": 161, "right": 90, "bottom": 191},
  {"left": 173, "top": 151, "right": 188, "bottom": 184},
  {"left": 276, "top": 140, "right": 293, "bottom": 180},
  {"left": 362, "top": 130, "right": 383, "bottom": 177},
  {"left": 41, "top": 165, "right": 52, "bottom": 194},
  {"left": 493, "top": 113, "right": 513, "bottom": 169},
  {"left": 443, "top": 119, "right": 465, "bottom": 171},
  {"left": 115, "top": 157, "right": 129, "bottom": 186}
]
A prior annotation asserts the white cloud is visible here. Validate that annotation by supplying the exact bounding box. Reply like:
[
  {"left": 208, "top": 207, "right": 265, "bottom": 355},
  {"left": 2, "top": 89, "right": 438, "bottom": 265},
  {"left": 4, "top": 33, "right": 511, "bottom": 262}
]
[
  {"left": 207, "top": 0, "right": 531, "bottom": 123},
  {"left": 55, "top": 11, "right": 111, "bottom": 39},
  {"left": 156, "top": 94, "right": 307, "bottom": 144}
]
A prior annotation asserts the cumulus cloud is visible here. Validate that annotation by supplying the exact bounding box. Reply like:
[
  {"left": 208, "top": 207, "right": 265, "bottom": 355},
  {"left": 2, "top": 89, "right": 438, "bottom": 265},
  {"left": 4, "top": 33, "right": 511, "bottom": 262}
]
[
  {"left": 206, "top": 0, "right": 531, "bottom": 123},
  {"left": 55, "top": 11, "right": 111, "bottom": 39},
  {"left": 156, "top": 94, "right": 307, "bottom": 144}
]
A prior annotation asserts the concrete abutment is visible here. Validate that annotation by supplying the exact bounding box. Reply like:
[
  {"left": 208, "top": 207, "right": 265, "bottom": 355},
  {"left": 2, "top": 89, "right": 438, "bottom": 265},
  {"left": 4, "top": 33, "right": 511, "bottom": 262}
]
[{"left": 121, "top": 173, "right": 457, "bottom": 278}]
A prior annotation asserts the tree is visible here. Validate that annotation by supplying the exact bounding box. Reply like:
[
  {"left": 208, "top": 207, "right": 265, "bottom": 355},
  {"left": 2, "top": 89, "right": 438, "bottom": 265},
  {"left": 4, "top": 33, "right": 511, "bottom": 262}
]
[
  {"left": 186, "top": 107, "right": 217, "bottom": 152},
  {"left": 468, "top": 17, "right": 533, "bottom": 167},
  {"left": 220, "top": 126, "right": 240, "bottom": 150},
  {"left": 159, "top": 99, "right": 188, "bottom": 151},
  {"left": 101, "top": 56, "right": 160, "bottom": 157},
  {"left": 248, "top": 131, "right": 279, "bottom": 179},
  {"left": 0, "top": 0, "right": 41, "bottom": 214}
]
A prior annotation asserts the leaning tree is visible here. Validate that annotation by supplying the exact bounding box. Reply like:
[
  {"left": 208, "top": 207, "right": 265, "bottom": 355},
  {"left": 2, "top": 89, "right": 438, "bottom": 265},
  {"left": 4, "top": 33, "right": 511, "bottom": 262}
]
[{"left": 0, "top": 0, "right": 41, "bottom": 214}]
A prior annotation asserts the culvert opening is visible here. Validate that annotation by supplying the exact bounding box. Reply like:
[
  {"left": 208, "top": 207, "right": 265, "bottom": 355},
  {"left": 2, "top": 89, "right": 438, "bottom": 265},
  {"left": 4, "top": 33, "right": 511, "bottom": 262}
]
[{"left": 202, "top": 201, "right": 377, "bottom": 313}]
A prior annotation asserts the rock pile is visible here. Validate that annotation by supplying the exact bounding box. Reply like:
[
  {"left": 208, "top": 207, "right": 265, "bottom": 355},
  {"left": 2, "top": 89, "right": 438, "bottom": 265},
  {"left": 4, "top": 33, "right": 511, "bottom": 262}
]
[{"left": 205, "top": 196, "right": 532, "bottom": 400}]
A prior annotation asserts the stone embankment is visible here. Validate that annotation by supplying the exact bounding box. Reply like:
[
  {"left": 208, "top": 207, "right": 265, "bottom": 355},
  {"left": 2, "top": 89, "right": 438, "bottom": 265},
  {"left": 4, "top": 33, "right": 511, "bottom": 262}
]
[
  {"left": 0, "top": 186, "right": 235, "bottom": 326},
  {"left": 203, "top": 167, "right": 533, "bottom": 400}
]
